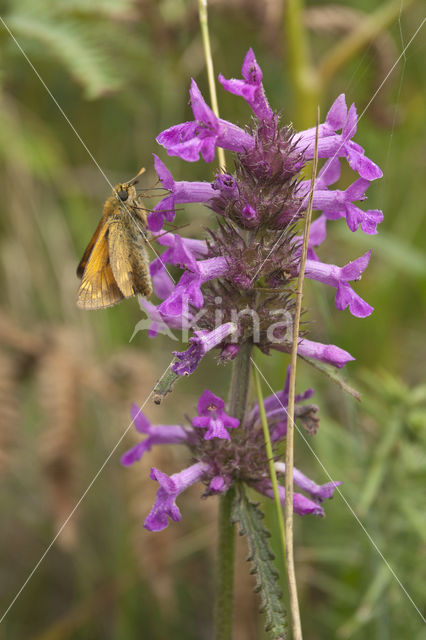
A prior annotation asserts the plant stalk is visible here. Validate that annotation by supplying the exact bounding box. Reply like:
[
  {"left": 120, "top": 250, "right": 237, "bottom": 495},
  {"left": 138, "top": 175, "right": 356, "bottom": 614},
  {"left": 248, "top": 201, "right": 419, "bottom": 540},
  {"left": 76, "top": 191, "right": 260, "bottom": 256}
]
[
  {"left": 198, "top": 0, "right": 226, "bottom": 170},
  {"left": 285, "top": 108, "right": 319, "bottom": 640},
  {"left": 215, "top": 485, "right": 236, "bottom": 640},
  {"left": 215, "top": 341, "right": 253, "bottom": 640},
  {"left": 252, "top": 362, "right": 287, "bottom": 567}
]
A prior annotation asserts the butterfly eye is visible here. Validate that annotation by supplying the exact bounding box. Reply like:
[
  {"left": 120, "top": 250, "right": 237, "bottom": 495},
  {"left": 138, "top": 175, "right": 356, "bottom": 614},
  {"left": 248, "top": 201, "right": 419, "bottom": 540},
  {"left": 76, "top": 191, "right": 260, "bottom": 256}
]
[{"left": 117, "top": 189, "right": 128, "bottom": 201}]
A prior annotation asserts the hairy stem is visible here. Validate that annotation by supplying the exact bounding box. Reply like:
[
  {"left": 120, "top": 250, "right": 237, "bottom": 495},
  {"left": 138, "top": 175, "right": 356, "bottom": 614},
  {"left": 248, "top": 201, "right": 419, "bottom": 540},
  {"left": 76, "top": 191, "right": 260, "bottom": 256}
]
[
  {"left": 215, "top": 485, "right": 236, "bottom": 640},
  {"left": 214, "top": 342, "right": 253, "bottom": 640},
  {"left": 198, "top": 0, "right": 226, "bottom": 170},
  {"left": 228, "top": 340, "right": 252, "bottom": 422},
  {"left": 285, "top": 108, "right": 319, "bottom": 640}
]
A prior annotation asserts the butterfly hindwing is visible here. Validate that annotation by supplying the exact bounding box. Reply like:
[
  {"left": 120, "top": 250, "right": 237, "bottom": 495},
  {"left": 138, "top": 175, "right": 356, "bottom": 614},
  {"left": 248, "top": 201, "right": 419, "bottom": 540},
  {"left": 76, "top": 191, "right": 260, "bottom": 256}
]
[{"left": 108, "top": 215, "right": 152, "bottom": 298}]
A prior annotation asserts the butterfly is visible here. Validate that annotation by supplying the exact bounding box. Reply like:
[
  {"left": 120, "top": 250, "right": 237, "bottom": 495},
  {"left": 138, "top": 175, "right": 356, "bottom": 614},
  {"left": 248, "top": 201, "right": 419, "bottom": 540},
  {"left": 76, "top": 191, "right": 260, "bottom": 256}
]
[{"left": 77, "top": 168, "right": 153, "bottom": 309}]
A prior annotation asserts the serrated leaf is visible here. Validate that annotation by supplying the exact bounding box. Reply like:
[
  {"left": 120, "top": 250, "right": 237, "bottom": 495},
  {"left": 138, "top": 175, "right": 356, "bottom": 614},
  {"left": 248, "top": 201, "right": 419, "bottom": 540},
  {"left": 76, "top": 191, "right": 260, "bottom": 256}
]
[{"left": 232, "top": 488, "right": 288, "bottom": 640}]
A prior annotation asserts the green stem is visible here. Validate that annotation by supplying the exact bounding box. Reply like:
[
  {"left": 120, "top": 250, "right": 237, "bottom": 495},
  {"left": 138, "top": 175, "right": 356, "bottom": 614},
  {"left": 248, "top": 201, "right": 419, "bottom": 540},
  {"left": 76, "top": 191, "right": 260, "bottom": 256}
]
[
  {"left": 284, "top": 0, "right": 319, "bottom": 128},
  {"left": 215, "top": 485, "right": 236, "bottom": 640},
  {"left": 228, "top": 340, "right": 252, "bottom": 422},
  {"left": 285, "top": 109, "right": 319, "bottom": 640},
  {"left": 214, "top": 342, "right": 252, "bottom": 640},
  {"left": 252, "top": 363, "right": 287, "bottom": 567},
  {"left": 198, "top": 0, "right": 226, "bottom": 170}
]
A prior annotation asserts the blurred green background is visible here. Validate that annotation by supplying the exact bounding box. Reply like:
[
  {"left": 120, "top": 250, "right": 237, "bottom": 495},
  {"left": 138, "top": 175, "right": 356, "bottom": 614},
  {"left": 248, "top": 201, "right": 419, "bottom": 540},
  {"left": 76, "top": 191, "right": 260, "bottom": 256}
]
[{"left": 0, "top": 0, "right": 425, "bottom": 638}]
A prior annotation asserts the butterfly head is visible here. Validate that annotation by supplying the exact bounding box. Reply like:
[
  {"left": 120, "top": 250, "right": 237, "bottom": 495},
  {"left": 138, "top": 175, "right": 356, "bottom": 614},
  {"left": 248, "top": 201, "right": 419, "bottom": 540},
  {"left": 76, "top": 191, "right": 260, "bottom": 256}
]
[{"left": 113, "top": 181, "right": 138, "bottom": 204}]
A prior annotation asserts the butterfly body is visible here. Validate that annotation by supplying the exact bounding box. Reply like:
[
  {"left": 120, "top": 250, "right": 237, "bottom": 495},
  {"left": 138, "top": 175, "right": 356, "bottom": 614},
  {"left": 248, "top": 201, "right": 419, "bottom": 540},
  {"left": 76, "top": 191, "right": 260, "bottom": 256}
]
[{"left": 77, "top": 177, "right": 153, "bottom": 310}]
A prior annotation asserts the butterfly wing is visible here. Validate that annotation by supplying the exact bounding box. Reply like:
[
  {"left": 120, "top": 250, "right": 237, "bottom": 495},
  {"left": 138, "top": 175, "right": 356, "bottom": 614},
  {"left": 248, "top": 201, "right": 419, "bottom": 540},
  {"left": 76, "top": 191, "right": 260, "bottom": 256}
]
[
  {"left": 77, "top": 221, "right": 124, "bottom": 309},
  {"left": 108, "top": 217, "right": 152, "bottom": 298},
  {"left": 76, "top": 214, "right": 108, "bottom": 278}
]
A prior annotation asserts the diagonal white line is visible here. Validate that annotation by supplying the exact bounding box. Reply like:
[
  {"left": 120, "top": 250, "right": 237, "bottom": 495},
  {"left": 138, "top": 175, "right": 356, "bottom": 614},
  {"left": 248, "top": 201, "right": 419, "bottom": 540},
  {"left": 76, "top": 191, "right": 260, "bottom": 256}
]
[
  {"left": 250, "top": 358, "right": 426, "bottom": 623},
  {"left": 249, "top": 16, "right": 426, "bottom": 286},
  {"left": 0, "top": 363, "right": 172, "bottom": 625},
  {"left": 0, "top": 15, "right": 176, "bottom": 284}
]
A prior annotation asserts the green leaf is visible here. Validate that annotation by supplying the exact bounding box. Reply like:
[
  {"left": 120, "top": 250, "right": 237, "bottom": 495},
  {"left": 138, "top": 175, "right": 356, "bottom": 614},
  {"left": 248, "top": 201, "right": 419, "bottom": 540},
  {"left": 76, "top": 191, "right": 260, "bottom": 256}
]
[{"left": 232, "top": 487, "right": 288, "bottom": 639}]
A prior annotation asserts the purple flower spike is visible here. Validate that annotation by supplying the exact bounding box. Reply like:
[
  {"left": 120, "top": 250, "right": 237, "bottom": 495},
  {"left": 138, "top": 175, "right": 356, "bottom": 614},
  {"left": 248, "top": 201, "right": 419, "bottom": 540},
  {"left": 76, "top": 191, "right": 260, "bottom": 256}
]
[
  {"left": 121, "top": 404, "right": 189, "bottom": 466},
  {"left": 218, "top": 48, "right": 273, "bottom": 121},
  {"left": 275, "top": 462, "right": 341, "bottom": 502},
  {"left": 144, "top": 462, "right": 210, "bottom": 531},
  {"left": 172, "top": 322, "right": 238, "bottom": 376},
  {"left": 192, "top": 389, "right": 239, "bottom": 440}
]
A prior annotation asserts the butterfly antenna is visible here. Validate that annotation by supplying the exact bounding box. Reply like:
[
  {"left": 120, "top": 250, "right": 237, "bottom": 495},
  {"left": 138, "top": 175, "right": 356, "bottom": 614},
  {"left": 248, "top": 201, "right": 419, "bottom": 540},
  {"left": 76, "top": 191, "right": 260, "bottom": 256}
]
[{"left": 127, "top": 166, "right": 146, "bottom": 186}]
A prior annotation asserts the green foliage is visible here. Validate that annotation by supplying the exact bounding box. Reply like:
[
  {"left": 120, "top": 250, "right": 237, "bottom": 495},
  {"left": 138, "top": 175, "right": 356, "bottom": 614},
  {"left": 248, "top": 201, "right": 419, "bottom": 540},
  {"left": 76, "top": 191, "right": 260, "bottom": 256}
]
[{"left": 232, "top": 487, "right": 288, "bottom": 639}]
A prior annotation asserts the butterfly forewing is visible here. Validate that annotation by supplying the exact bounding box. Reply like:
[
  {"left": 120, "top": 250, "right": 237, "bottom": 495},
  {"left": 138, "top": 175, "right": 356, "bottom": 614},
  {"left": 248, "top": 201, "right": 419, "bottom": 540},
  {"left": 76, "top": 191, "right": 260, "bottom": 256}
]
[
  {"left": 77, "top": 222, "right": 124, "bottom": 309},
  {"left": 76, "top": 214, "right": 107, "bottom": 278}
]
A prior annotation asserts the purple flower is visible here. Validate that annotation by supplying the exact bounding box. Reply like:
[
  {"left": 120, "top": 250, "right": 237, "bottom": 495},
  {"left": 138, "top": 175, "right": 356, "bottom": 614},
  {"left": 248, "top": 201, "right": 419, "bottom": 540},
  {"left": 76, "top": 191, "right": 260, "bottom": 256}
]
[
  {"left": 253, "top": 480, "right": 325, "bottom": 516},
  {"left": 303, "top": 250, "right": 374, "bottom": 317},
  {"left": 149, "top": 258, "right": 175, "bottom": 300},
  {"left": 149, "top": 155, "right": 216, "bottom": 231},
  {"left": 121, "top": 404, "right": 189, "bottom": 466},
  {"left": 192, "top": 389, "right": 239, "bottom": 440},
  {"left": 172, "top": 323, "right": 237, "bottom": 376},
  {"left": 137, "top": 298, "right": 191, "bottom": 338},
  {"left": 273, "top": 338, "right": 355, "bottom": 368},
  {"left": 294, "top": 96, "right": 383, "bottom": 181},
  {"left": 218, "top": 48, "right": 273, "bottom": 121},
  {"left": 274, "top": 462, "right": 341, "bottom": 502},
  {"left": 158, "top": 256, "right": 228, "bottom": 317},
  {"left": 144, "top": 462, "right": 210, "bottom": 531},
  {"left": 295, "top": 215, "right": 327, "bottom": 261},
  {"left": 299, "top": 177, "right": 383, "bottom": 234},
  {"left": 157, "top": 80, "right": 254, "bottom": 163}
]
